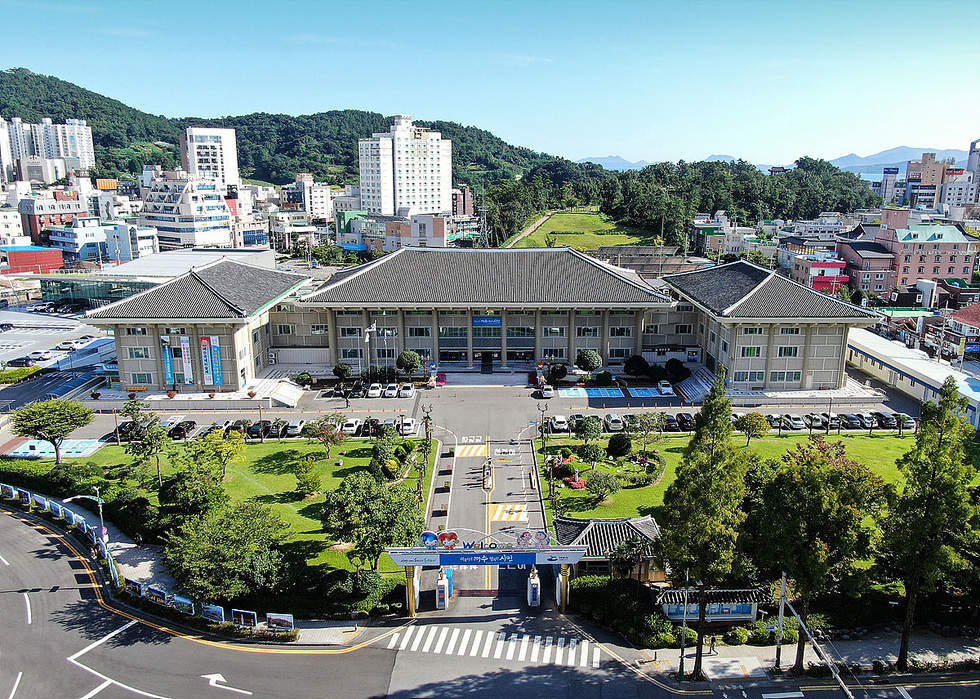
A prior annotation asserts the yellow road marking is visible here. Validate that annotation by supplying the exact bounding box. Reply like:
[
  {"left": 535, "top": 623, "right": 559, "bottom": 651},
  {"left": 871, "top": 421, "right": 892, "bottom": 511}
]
[
  {"left": 491, "top": 504, "right": 528, "bottom": 522},
  {"left": 456, "top": 444, "right": 488, "bottom": 458}
]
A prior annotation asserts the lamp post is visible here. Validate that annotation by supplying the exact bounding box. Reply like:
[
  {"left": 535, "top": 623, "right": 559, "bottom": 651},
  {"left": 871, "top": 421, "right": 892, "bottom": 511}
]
[
  {"left": 63, "top": 485, "right": 107, "bottom": 545},
  {"left": 678, "top": 569, "right": 690, "bottom": 680}
]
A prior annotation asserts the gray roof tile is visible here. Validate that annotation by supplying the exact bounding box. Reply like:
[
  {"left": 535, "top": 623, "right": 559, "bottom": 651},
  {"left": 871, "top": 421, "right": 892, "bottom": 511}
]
[{"left": 554, "top": 515, "right": 660, "bottom": 558}]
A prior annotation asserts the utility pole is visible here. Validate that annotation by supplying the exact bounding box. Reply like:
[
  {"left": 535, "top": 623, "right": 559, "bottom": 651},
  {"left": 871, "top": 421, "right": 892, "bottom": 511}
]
[{"left": 774, "top": 571, "right": 787, "bottom": 671}]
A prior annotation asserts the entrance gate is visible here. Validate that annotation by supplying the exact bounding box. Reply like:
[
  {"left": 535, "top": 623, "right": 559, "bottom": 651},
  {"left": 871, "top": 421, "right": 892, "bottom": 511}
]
[{"left": 386, "top": 529, "right": 587, "bottom": 618}]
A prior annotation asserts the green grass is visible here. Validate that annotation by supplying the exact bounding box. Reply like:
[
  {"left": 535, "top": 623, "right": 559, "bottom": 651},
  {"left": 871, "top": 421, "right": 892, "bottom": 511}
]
[{"left": 515, "top": 212, "right": 657, "bottom": 250}]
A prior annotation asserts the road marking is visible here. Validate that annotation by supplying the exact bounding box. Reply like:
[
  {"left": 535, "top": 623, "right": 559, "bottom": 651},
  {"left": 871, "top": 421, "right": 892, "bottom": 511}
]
[
  {"left": 542, "top": 636, "right": 553, "bottom": 663},
  {"left": 530, "top": 635, "right": 542, "bottom": 662},
  {"left": 566, "top": 638, "right": 578, "bottom": 666},
  {"left": 481, "top": 630, "right": 494, "bottom": 658},
  {"left": 555, "top": 637, "right": 565, "bottom": 664},
  {"left": 0, "top": 553, "right": 8, "bottom": 565},
  {"left": 398, "top": 626, "right": 415, "bottom": 651},
  {"left": 410, "top": 626, "right": 427, "bottom": 651},
  {"left": 506, "top": 633, "right": 518, "bottom": 660},
  {"left": 8, "top": 672, "right": 22, "bottom": 699},
  {"left": 68, "top": 620, "right": 137, "bottom": 661},
  {"left": 387, "top": 633, "right": 399, "bottom": 649},
  {"left": 457, "top": 629, "right": 472, "bottom": 655},
  {"left": 23, "top": 592, "right": 31, "bottom": 624},
  {"left": 67, "top": 620, "right": 170, "bottom": 699},
  {"left": 456, "top": 444, "right": 488, "bottom": 458},
  {"left": 592, "top": 647, "right": 600, "bottom": 668},
  {"left": 491, "top": 503, "right": 528, "bottom": 521},
  {"left": 518, "top": 634, "right": 530, "bottom": 661},
  {"left": 897, "top": 690, "right": 912, "bottom": 699},
  {"left": 493, "top": 631, "right": 506, "bottom": 659},
  {"left": 579, "top": 639, "right": 589, "bottom": 667},
  {"left": 201, "top": 674, "right": 252, "bottom": 695},
  {"left": 760, "top": 694, "right": 804, "bottom": 699},
  {"left": 470, "top": 629, "right": 485, "bottom": 656},
  {"left": 78, "top": 680, "right": 112, "bottom": 699},
  {"left": 430, "top": 628, "right": 448, "bottom": 653}
]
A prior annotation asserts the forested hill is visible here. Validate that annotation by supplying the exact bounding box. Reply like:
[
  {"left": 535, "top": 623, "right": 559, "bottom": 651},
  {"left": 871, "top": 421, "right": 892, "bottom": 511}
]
[{"left": 0, "top": 68, "right": 566, "bottom": 186}]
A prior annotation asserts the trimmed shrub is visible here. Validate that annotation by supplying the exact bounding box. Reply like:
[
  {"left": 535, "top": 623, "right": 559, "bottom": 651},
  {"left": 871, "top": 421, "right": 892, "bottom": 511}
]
[
  {"left": 724, "top": 627, "right": 749, "bottom": 645},
  {"left": 0, "top": 366, "right": 42, "bottom": 383},
  {"left": 594, "top": 370, "right": 614, "bottom": 387}
]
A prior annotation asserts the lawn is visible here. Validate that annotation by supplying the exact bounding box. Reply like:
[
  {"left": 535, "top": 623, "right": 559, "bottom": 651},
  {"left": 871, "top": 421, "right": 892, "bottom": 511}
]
[
  {"left": 515, "top": 212, "right": 657, "bottom": 250},
  {"left": 538, "top": 430, "right": 978, "bottom": 522}
]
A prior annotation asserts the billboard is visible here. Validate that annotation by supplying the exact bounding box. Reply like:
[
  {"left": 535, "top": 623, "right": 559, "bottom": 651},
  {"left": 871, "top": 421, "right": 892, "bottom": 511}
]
[
  {"left": 124, "top": 578, "right": 144, "bottom": 597},
  {"left": 232, "top": 609, "right": 257, "bottom": 628},
  {"left": 146, "top": 585, "right": 167, "bottom": 606},
  {"left": 202, "top": 604, "right": 225, "bottom": 624},
  {"left": 210, "top": 337, "right": 223, "bottom": 385},
  {"left": 200, "top": 337, "right": 214, "bottom": 385},
  {"left": 172, "top": 595, "right": 194, "bottom": 615},
  {"left": 472, "top": 316, "right": 502, "bottom": 327},
  {"left": 266, "top": 613, "right": 294, "bottom": 631},
  {"left": 180, "top": 336, "right": 193, "bottom": 385},
  {"left": 161, "top": 336, "right": 175, "bottom": 385}
]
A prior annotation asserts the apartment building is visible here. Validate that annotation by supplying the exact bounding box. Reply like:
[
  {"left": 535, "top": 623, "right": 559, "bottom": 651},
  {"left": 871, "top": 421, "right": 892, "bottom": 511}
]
[
  {"left": 180, "top": 127, "right": 240, "bottom": 187},
  {"left": 138, "top": 169, "right": 232, "bottom": 250}
]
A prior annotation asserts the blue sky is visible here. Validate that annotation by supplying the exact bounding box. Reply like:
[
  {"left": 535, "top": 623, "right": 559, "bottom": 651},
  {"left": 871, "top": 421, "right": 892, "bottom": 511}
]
[{"left": 2, "top": 0, "right": 978, "bottom": 165}]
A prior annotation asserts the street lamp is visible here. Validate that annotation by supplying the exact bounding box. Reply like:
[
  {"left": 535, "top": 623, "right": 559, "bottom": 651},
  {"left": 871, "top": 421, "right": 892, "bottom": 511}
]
[{"left": 63, "top": 485, "right": 107, "bottom": 545}]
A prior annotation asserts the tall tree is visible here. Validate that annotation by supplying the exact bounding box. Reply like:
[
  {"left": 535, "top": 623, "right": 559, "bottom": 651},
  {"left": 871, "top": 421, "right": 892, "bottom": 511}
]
[
  {"left": 743, "top": 436, "right": 885, "bottom": 674},
  {"left": 301, "top": 414, "right": 347, "bottom": 458},
  {"left": 11, "top": 399, "right": 93, "bottom": 465},
  {"left": 192, "top": 429, "right": 246, "bottom": 478},
  {"left": 396, "top": 350, "right": 423, "bottom": 382},
  {"left": 734, "top": 412, "right": 770, "bottom": 447},
  {"left": 574, "top": 416, "right": 603, "bottom": 444},
  {"left": 880, "top": 376, "right": 977, "bottom": 670},
  {"left": 657, "top": 374, "right": 745, "bottom": 680}
]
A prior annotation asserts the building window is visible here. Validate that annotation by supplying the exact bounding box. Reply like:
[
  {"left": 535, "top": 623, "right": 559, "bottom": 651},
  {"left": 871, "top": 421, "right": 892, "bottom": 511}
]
[
  {"left": 128, "top": 347, "right": 150, "bottom": 359},
  {"left": 770, "top": 371, "right": 802, "bottom": 382},
  {"left": 543, "top": 326, "right": 566, "bottom": 338},
  {"left": 777, "top": 346, "right": 799, "bottom": 358},
  {"left": 933, "top": 267, "right": 940, "bottom": 274},
  {"left": 643, "top": 324, "right": 658, "bottom": 335},
  {"left": 741, "top": 346, "right": 761, "bottom": 358},
  {"left": 507, "top": 326, "right": 535, "bottom": 338},
  {"left": 311, "top": 324, "right": 329, "bottom": 335},
  {"left": 406, "top": 310, "right": 431, "bottom": 316},
  {"left": 341, "top": 348, "right": 363, "bottom": 359},
  {"left": 439, "top": 327, "right": 467, "bottom": 338},
  {"left": 743, "top": 327, "right": 763, "bottom": 335},
  {"left": 130, "top": 373, "right": 152, "bottom": 384},
  {"left": 165, "top": 327, "right": 186, "bottom": 335},
  {"left": 675, "top": 324, "right": 692, "bottom": 334},
  {"left": 277, "top": 324, "right": 292, "bottom": 335},
  {"left": 677, "top": 304, "right": 693, "bottom": 311},
  {"left": 875, "top": 273, "right": 884, "bottom": 280},
  {"left": 125, "top": 327, "right": 147, "bottom": 336},
  {"left": 408, "top": 327, "right": 431, "bottom": 337},
  {"left": 576, "top": 327, "right": 599, "bottom": 337},
  {"left": 721, "top": 340, "right": 729, "bottom": 353},
  {"left": 734, "top": 371, "right": 765, "bottom": 382},
  {"left": 472, "top": 327, "right": 501, "bottom": 338},
  {"left": 780, "top": 327, "right": 800, "bottom": 335},
  {"left": 609, "top": 327, "right": 632, "bottom": 337},
  {"left": 376, "top": 327, "right": 397, "bottom": 337},
  {"left": 608, "top": 348, "right": 631, "bottom": 359},
  {"left": 376, "top": 348, "right": 395, "bottom": 360},
  {"left": 542, "top": 347, "right": 565, "bottom": 359}
]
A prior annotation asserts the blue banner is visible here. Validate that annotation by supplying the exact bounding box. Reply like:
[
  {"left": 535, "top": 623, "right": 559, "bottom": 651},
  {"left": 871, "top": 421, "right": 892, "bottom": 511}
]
[
  {"left": 161, "top": 337, "right": 175, "bottom": 385},
  {"left": 210, "top": 337, "right": 223, "bottom": 385},
  {"left": 472, "top": 316, "right": 502, "bottom": 327},
  {"left": 440, "top": 551, "right": 536, "bottom": 566}
]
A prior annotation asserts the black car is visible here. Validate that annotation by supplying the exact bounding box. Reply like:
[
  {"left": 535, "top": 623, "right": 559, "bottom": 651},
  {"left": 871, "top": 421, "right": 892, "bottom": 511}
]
[
  {"left": 840, "top": 414, "right": 862, "bottom": 429},
  {"left": 361, "top": 418, "right": 381, "bottom": 437},
  {"left": 247, "top": 420, "right": 273, "bottom": 439},
  {"left": 5, "top": 356, "right": 34, "bottom": 367},
  {"left": 0, "top": 323, "right": 13, "bottom": 332},
  {"left": 168, "top": 420, "right": 197, "bottom": 440},
  {"left": 871, "top": 411, "right": 897, "bottom": 429},
  {"left": 676, "top": 412, "right": 695, "bottom": 430},
  {"left": 348, "top": 381, "right": 366, "bottom": 398},
  {"left": 664, "top": 414, "right": 679, "bottom": 431},
  {"left": 226, "top": 419, "right": 249, "bottom": 435},
  {"left": 198, "top": 425, "right": 224, "bottom": 438}
]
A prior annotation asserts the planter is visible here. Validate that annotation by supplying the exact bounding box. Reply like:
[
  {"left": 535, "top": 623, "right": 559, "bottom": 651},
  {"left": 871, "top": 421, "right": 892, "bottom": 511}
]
[
  {"left": 247, "top": 390, "right": 257, "bottom": 398},
  {"left": 167, "top": 390, "right": 178, "bottom": 398},
  {"left": 208, "top": 393, "right": 216, "bottom": 398}
]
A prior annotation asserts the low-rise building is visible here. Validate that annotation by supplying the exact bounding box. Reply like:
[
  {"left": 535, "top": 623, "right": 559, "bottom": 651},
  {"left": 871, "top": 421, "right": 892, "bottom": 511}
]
[
  {"left": 0, "top": 245, "right": 63, "bottom": 274},
  {"left": 788, "top": 254, "right": 849, "bottom": 294},
  {"left": 45, "top": 216, "right": 107, "bottom": 262},
  {"left": 138, "top": 169, "right": 232, "bottom": 250}
]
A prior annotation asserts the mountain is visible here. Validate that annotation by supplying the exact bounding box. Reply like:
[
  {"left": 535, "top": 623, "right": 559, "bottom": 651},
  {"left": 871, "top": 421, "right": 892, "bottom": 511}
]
[
  {"left": 704, "top": 154, "right": 737, "bottom": 163},
  {"left": 0, "top": 68, "right": 567, "bottom": 186},
  {"left": 830, "top": 146, "right": 969, "bottom": 175},
  {"left": 576, "top": 156, "right": 650, "bottom": 171}
]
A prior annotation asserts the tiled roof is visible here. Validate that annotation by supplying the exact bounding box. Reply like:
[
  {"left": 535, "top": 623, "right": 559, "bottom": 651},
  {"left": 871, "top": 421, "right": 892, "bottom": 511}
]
[
  {"left": 663, "top": 260, "right": 876, "bottom": 320},
  {"left": 301, "top": 247, "right": 672, "bottom": 306},
  {"left": 553, "top": 515, "right": 660, "bottom": 558},
  {"left": 654, "top": 587, "right": 773, "bottom": 605},
  {"left": 896, "top": 224, "right": 973, "bottom": 243},
  {"left": 840, "top": 241, "right": 893, "bottom": 259},
  {"left": 951, "top": 303, "right": 980, "bottom": 328},
  {"left": 87, "top": 258, "right": 308, "bottom": 320}
]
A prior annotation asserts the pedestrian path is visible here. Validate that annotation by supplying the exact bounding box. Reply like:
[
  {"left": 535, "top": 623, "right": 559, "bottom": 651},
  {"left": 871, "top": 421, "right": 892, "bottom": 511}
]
[
  {"left": 384, "top": 625, "right": 603, "bottom": 668},
  {"left": 702, "top": 655, "right": 768, "bottom": 679}
]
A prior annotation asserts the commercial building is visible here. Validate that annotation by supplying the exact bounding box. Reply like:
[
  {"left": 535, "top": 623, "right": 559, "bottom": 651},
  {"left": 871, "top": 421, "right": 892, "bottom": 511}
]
[
  {"left": 0, "top": 209, "right": 29, "bottom": 246},
  {"left": 180, "top": 127, "right": 239, "bottom": 187},
  {"left": 18, "top": 194, "right": 88, "bottom": 245},
  {"left": 358, "top": 116, "right": 452, "bottom": 216},
  {"left": 45, "top": 216, "right": 107, "bottom": 262},
  {"left": 788, "top": 254, "right": 849, "bottom": 293},
  {"left": 336, "top": 212, "right": 478, "bottom": 252},
  {"left": 138, "top": 169, "right": 232, "bottom": 250},
  {"left": 104, "top": 222, "right": 159, "bottom": 262}
]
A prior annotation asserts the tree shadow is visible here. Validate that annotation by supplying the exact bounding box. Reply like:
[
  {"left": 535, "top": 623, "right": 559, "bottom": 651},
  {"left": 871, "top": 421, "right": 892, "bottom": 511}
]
[
  {"left": 51, "top": 599, "right": 172, "bottom": 646},
  {"left": 281, "top": 538, "right": 329, "bottom": 562},
  {"left": 251, "top": 449, "right": 302, "bottom": 475},
  {"left": 340, "top": 446, "right": 373, "bottom": 459},
  {"left": 253, "top": 491, "right": 302, "bottom": 505},
  {"left": 298, "top": 500, "right": 326, "bottom": 521}
]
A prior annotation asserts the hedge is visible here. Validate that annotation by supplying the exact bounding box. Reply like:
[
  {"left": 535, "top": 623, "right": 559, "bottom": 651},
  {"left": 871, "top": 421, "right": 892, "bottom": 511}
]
[{"left": 0, "top": 366, "right": 41, "bottom": 383}]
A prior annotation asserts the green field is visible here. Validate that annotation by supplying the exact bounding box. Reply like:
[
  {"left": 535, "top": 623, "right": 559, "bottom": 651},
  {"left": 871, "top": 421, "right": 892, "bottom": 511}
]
[
  {"left": 514, "top": 212, "right": 657, "bottom": 250},
  {"left": 540, "top": 431, "right": 975, "bottom": 522}
]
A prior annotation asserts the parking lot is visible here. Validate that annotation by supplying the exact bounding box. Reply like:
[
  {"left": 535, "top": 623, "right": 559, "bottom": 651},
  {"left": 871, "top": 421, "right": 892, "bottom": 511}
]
[{"left": 0, "top": 305, "right": 104, "bottom": 369}]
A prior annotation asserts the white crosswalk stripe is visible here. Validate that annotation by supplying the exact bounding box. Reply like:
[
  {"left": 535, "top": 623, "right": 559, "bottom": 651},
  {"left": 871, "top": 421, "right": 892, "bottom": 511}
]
[
  {"left": 385, "top": 625, "right": 602, "bottom": 667},
  {"left": 491, "top": 503, "right": 528, "bottom": 522}
]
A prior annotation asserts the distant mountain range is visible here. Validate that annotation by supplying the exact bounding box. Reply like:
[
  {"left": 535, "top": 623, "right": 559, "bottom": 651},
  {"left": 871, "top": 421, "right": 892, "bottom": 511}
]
[{"left": 579, "top": 146, "right": 970, "bottom": 176}]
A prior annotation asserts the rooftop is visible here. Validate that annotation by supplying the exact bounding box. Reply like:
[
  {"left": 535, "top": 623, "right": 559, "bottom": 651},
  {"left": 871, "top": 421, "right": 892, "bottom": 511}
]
[
  {"left": 840, "top": 240, "right": 893, "bottom": 259},
  {"left": 93, "top": 248, "right": 275, "bottom": 278},
  {"left": 553, "top": 515, "right": 660, "bottom": 558}
]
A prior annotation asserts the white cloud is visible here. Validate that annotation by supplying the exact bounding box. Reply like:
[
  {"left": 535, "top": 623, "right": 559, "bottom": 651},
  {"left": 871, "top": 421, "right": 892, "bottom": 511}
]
[
  {"left": 500, "top": 53, "right": 553, "bottom": 67},
  {"left": 287, "top": 33, "right": 398, "bottom": 49},
  {"left": 101, "top": 27, "right": 153, "bottom": 38}
]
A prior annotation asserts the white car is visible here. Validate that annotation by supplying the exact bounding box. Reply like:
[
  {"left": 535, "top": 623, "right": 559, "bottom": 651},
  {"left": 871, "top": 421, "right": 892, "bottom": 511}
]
[
  {"left": 341, "top": 418, "right": 362, "bottom": 435},
  {"left": 398, "top": 383, "right": 416, "bottom": 398},
  {"left": 604, "top": 413, "right": 624, "bottom": 431},
  {"left": 366, "top": 383, "right": 383, "bottom": 398},
  {"left": 540, "top": 384, "right": 555, "bottom": 399},
  {"left": 782, "top": 414, "right": 806, "bottom": 430},
  {"left": 285, "top": 419, "right": 307, "bottom": 437},
  {"left": 56, "top": 339, "right": 87, "bottom": 351},
  {"left": 383, "top": 383, "right": 399, "bottom": 398},
  {"left": 27, "top": 349, "right": 53, "bottom": 361},
  {"left": 398, "top": 417, "right": 417, "bottom": 436},
  {"left": 657, "top": 380, "right": 675, "bottom": 396},
  {"left": 25, "top": 302, "right": 48, "bottom": 312},
  {"left": 550, "top": 415, "right": 569, "bottom": 432}
]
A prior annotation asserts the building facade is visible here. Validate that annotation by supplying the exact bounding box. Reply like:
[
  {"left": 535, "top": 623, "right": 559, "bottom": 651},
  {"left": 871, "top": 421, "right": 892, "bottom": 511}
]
[
  {"left": 180, "top": 127, "right": 240, "bottom": 187},
  {"left": 138, "top": 170, "right": 232, "bottom": 250}
]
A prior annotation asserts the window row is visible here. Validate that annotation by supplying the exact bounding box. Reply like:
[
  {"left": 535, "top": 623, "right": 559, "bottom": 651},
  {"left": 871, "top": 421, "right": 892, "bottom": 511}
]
[{"left": 741, "top": 346, "right": 800, "bottom": 358}]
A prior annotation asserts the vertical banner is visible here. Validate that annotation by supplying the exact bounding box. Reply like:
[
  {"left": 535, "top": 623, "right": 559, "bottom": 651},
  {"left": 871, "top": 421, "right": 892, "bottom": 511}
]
[
  {"left": 210, "top": 336, "right": 223, "bottom": 385},
  {"left": 161, "top": 336, "right": 175, "bottom": 385},
  {"left": 180, "top": 335, "right": 193, "bottom": 385},
  {"left": 200, "top": 337, "right": 214, "bottom": 385}
]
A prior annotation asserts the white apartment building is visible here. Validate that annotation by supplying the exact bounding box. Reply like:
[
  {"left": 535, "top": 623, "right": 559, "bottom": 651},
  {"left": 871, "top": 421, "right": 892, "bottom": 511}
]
[
  {"left": 138, "top": 169, "right": 232, "bottom": 250},
  {"left": 0, "top": 209, "right": 29, "bottom": 246},
  {"left": 105, "top": 222, "right": 159, "bottom": 262},
  {"left": 46, "top": 216, "right": 107, "bottom": 262},
  {"left": 792, "top": 213, "right": 848, "bottom": 239},
  {"left": 942, "top": 171, "right": 979, "bottom": 208},
  {"left": 358, "top": 116, "right": 452, "bottom": 216},
  {"left": 281, "top": 174, "right": 336, "bottom": 221},
  {"left": 180, "top": 127, "right": 240, "bottom": 187},
  {"left": 0, "top": 119, "right": 12, "bottom": 183},
  {"left": 0, "top": 117, "right": 96, "bottom": 170}
]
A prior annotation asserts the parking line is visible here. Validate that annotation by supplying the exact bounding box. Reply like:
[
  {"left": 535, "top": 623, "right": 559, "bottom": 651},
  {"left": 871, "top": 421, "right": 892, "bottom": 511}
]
[
  {"left": 530, "top": 635, "right": 542, "bottom": 662},
  {"left": 445, "top": 628, "right": 460, "bottom": 655},
  {"left": 398, "top": 626, "right": 415, "bottom": 651},
  {"left": 432, "top": 628, "right": 448, "bottom": 654},
  {"left": 23, "top": 592, "right": 31, "bottom": 625},
  {"left": 79, "top": 680, "right": 112, "bottom": 699},
  {"left": 459, "top": 629, "right": 473, "bottom": 656},
  {"left": 421, "top": 627, "right": 437, "bottom": 653},
  {"left": 8, "top": 671, "right": 22, "bottom": 699},
  {"left": 410, "top": 627, "right": 427, "bottom": 652}
]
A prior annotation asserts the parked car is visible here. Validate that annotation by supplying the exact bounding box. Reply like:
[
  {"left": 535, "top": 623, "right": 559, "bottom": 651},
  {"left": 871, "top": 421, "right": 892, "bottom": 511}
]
[
  {"left": 341, "top": 418, "right": 362, "bottom": 435},
  {"left": 730, "top": 411, "right": 744, "bottom": 428},
  {"left": 168, "top": 420, "right": 197, "bottom": 440},
  {"left": 361, "top": 418, "right": 381, "bottom": 437},
  {"left": 872, "top": 411, "right": 897, "bottom": 429},
  {"left": 840, "top": 414, "right": 863, "bottom": 429},
  {"left": 348, "top": 381, "right": 366, "bottom": 398},
  {"left": 25, "top": 302, "right": 48, "bottom": 312},
  {"left": 676, "top": 412, "right": 695, "bottom": 430},
  {"left": 383, "top": 383, "right": 399, "bottom": 398},
  {"left": 5, "top": 356, "right": 34, "bottom": 367},
  {"left": 894, "top": 412, "right": 917, "bottom": 430},
  {"left": 568, "top": 414, "right": 585, "bottom": 429},
  {"left": 664, "top": 414, "right": 679, "bottom": 431},
  {"left": 550, "top": 415, "right": 569, "bottom": 433},
  {"left": 802, "top": 413, "right": 825, "bottom": 429},
  {"left": 398, "top": 417, "right": 417, "bottom": 436},
  {"left": 285, "top": 419, "right": 307, "bottom": 437},
  {"left": 366, "top": 383, "right": 383, "bottom": 398},
  {"left": 77, "top": 335, "right": 98, "bottom": 343},
  {"left": 604, "top": 413, "right": 624, "bottom": 431},
  {"left": 782, "top": 414, "right": 806, "bottom": 430},
  {"left": 27, "top": 349, "right": 53, "bottom": 361},
  {"left": 247, "top": 420, "right": 273, "bottom": 439},
  {"left": 398, "top": 383, "right": 416, "bottom": 398},
  {"left": 0, "top": 323, "right": 13, "bottom": 332},
  {"left": 765, "top": 414, "right": 782, "bottom": 429},
  {"left": 657, "top": 380, "right": 675, "bottom": 396},
  {"left": 226, "top": 419, "right": 249, "bottom": 435},
  {"left": 56, "top": 339, "right": 83, "bottom": 351},
  {"left": 819, "top": 412, "right": 840, "bottom": 429},
  {"left": 540, "top": 384, "right": 555, "bottom": 399}
]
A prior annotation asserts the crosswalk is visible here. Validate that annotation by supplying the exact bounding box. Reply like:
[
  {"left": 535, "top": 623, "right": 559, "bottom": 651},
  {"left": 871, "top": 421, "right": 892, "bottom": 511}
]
[
  {"left": 491, "top": 503, "right": 528, "bottom": 521},
  {"left": 456, "top": 444, "right": 488, "bottom": 458},
  {"left": 384, "top": 626, "right": 602, "bottom": 668}
]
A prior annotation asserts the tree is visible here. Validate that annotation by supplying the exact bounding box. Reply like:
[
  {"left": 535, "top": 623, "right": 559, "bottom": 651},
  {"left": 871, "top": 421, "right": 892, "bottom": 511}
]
[
  {"left": 735, "top": 412, "right": 770, "bottom": 447},
  {"left": 122, "top": 410, "right": 171, "bottom": 488},
  {"left": 574, "top": 416, "right": 603, "bottom": 444},
  {"left": 192, "top": 430, "right": 246, "bottom": 478},
  {"left": 11, "top": 398, "right": 93, "bottom": 465},
  {"left": 586, "top": 471, "right": 620, "bottom": 502},
  {"left": 322, "top": 472, "right": 424, "bottom": 572},
  {"left": 158, "top": 447, "right": 228, "bottom": 521},
  {"left": 624, "top": 354, "right": 650, "bottom": 377},
  {"left": 880, "top": 376, "right": 977, "bottom": 671},
  {"left": 272, "top": 418, "right": 287, "bottom": 442},
  {"left": 610, "top": 536, "right": 648, "bottom": 583},
  {"left": 742, "top": 436, "right": 884, "bottom": 674},
  {"left": 295, "top": 456, "right": 322, "bottom": 496},
  {"left": 396, "top": 350, "right": 423, "bottom": 382},
  {"left": 607, "top": 433, "right": 632, "bottom": 458},
  {"left": 333, "top": 363, "right": 354, "bottom": 381},
  {"left": 301, "top": 414, "right": 347, "bottom": 458},
  {"left": 657, "top": 373, "right": 745, "bottom": 681},
  {"left": 575, "top": 349, "right": 603, "bottom": 374},
  {"left": 164, "top": 501, "right": 290, "bottom": 601},
  {"left": 632, "top": 412, "right": 666, "bottom": 454},
  {"left": 577, "top": 443, "right": 604, "bottom": 471},
  {"left": 547, "top": 363, "right": 568, "bottom": 385}
]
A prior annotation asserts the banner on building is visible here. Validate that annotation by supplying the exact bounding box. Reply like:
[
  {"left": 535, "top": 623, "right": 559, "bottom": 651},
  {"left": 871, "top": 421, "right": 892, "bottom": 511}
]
[
  {"left": 210, "top": 336, "right": 223, "bottom": 385},
  {"left": 201, "top": 337, "right": 214, "bottom": 385},
  {"left": 161, "top": 336, "right": 175, "bottom": 385},
  {"left": 180, "top": 336, "right": 193, "bottom": 385}
]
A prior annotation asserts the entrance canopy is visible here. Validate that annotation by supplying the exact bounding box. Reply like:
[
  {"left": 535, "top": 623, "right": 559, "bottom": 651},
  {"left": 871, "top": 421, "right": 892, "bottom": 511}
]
[{"left": 386, "top": 528, "right": 587, "bottom": 567}]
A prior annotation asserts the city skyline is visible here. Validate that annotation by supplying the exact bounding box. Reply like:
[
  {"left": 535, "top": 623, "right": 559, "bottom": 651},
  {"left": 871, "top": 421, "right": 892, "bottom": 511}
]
[{"left": 0, "top": 0, "right": 977, "bottom": 166}]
